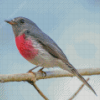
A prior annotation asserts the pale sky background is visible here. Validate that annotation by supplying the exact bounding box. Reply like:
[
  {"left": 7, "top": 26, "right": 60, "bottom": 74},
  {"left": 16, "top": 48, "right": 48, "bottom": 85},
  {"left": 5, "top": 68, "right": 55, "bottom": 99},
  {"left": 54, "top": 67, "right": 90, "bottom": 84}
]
[{"left": 0, "top": 0, "right": 100, "bottom": 100}]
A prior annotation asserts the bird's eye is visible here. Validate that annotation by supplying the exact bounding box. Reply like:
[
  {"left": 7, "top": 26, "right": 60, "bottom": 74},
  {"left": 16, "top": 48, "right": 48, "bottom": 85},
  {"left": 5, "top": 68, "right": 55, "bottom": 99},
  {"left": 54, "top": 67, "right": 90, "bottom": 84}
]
[{"left": 20, "top": 19, "right": 24, "bottom": 24}]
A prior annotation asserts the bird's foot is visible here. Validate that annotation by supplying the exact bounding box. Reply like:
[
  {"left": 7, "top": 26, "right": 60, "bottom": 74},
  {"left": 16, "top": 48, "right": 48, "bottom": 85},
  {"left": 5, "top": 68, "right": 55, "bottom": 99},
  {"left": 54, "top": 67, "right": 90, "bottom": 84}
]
[
  {"left": 28, "top": 65, "right": 39, "bottom": 73},
  {"left": 38, "top": 67, "right": 46, "bottom": 77}
]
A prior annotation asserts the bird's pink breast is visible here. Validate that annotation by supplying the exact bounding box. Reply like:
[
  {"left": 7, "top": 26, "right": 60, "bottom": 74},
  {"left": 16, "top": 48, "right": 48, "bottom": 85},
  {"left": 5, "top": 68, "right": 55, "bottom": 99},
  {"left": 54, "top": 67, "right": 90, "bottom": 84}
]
[{"left": 15, "top": 34, "right": 38, "bottom": 60}]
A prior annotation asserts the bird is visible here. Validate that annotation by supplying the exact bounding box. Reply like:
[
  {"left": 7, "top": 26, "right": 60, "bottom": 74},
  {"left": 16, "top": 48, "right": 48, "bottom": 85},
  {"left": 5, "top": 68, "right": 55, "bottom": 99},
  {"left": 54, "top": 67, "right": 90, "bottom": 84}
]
[{"left": 5, "top": 17, "right": 96, "bottom": 95}]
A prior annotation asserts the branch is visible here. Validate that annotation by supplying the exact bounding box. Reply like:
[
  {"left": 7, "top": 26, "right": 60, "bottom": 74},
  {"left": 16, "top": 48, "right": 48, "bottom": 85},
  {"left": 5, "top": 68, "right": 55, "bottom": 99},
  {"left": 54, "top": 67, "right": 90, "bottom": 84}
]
[
  {"left": 28, "top": 80, "right": 49, "bottom": 100},
  {"left": 0, "top": 73, "right": 36, "bottom": 83},
  {"left": 69, "top": 78, "right": 90, "bottom": 100},
  {"left": 32, "top": 82, "right": 48, "bottom": 100},
  {"left": 36, "top": 68, "right": 100, "bottom": 80},
  {"left": 0, "top": 68, "right": 100, "bottom": 100},
  {"left": 0, "top": 68, "right": 100, "bottom": 82}
]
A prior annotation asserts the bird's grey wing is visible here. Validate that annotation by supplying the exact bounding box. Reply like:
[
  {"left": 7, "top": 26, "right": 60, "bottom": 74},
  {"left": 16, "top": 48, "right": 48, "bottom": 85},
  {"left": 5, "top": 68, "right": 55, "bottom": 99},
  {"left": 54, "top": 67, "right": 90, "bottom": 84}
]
[{"left": 30, "top": 31, "right": 68, "bottom": 63}]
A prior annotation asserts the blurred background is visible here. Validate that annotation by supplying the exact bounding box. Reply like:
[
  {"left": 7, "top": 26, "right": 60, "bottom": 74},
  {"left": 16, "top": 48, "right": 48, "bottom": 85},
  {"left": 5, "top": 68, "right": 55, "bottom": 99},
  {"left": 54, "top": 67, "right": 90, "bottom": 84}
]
[{"left": 0, "top": 0, "right": 100, "bottom": 100}]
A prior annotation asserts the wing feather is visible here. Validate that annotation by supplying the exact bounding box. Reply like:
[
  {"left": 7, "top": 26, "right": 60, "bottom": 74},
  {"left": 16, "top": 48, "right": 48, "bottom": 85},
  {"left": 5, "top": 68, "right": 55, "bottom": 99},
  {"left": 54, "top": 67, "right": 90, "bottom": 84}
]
[{"left": 30, "top": 31, "right": 68, "bottom": 63}]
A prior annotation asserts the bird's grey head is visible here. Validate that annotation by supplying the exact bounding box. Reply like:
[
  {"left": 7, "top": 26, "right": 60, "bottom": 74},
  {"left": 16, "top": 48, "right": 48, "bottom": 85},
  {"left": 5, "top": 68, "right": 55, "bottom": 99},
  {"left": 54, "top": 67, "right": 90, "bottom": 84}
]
[{"left": 5, "top": 17, "right": 40, "bottom": 37}]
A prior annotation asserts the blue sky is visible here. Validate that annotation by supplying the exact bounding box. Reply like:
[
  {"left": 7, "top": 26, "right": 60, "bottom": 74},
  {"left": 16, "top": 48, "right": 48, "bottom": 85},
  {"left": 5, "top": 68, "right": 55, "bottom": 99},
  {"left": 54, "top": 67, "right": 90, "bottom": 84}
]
[{"left": 0, "top": 0, "right": 100, "bottom": 100}]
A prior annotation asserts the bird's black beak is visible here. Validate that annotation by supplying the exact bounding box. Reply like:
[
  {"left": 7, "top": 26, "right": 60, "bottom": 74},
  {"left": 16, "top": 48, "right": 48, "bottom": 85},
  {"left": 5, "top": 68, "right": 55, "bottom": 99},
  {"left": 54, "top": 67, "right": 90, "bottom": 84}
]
[{"left": 5, "top": 20, "right": 17, "bottom": 25}]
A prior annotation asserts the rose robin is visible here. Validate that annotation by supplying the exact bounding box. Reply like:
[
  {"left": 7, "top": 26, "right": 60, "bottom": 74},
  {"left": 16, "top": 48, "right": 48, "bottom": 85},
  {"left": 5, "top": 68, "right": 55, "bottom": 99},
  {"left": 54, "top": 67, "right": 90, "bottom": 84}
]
[{"left": 5, "top": 17, "right": 96, "bottom": 95}]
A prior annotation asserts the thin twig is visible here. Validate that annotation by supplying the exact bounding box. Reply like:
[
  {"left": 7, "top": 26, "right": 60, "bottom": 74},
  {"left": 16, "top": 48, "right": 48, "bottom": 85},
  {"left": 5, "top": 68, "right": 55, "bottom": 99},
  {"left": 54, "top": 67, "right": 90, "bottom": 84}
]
[
  {"left": 32, "top": 82, "right": 48, "bottom": 100},
  {"left": 69, "top": 78, "right": 90, "bottom": 100}
]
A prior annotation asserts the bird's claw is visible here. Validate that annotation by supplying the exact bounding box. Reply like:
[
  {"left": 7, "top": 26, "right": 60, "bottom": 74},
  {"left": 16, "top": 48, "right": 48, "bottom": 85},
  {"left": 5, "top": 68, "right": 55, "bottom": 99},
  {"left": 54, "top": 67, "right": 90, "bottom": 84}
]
[{"left": 38, "top": 68, "right": 46, "bottom": 77}]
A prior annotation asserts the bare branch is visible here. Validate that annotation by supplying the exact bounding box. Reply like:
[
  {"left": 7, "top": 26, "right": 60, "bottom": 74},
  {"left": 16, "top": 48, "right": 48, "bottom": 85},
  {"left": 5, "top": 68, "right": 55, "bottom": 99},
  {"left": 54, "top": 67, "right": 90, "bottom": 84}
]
[
  {"left": 0, "top": 68, "right": 100, "bottom": 100},
  {"left": 0, "top": 68, "right": 100, "bottom": 83},
  {"left": 32, "top": 82, "right": 48, "bottom": 100},
  {"left": 36, "top": 68, "right": 100, "bottom": 80},
  {"left": 0, "top": 73, "right": 36, "bottom": 83},
  {"left": 69, "top": 78, "right": 90, "bottom": 100}
]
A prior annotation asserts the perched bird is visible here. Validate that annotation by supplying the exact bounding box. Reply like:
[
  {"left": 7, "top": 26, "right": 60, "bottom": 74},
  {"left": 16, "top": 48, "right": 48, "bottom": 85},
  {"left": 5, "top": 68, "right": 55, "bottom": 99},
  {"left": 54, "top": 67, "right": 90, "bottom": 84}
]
[{"left": 5, "top": 17, "right": 96, "bottom": 95}]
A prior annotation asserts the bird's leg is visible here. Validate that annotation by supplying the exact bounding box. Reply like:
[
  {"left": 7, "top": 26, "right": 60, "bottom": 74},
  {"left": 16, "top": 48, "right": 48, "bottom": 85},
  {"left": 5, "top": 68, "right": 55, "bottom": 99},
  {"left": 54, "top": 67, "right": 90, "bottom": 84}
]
[
  {"left": 28, "top": 65, "right": 39, "bottom": 72},
  {"left": 38, "top": 67, "right": 46, "bottom": 77}
]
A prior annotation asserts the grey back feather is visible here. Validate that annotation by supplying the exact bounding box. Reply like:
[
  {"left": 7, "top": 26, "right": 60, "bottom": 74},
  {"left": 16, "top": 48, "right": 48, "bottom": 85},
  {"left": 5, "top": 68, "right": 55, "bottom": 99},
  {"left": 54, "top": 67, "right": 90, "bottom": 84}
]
[{"left": 29, "top": 28, "right": 68, "bottom": 63}]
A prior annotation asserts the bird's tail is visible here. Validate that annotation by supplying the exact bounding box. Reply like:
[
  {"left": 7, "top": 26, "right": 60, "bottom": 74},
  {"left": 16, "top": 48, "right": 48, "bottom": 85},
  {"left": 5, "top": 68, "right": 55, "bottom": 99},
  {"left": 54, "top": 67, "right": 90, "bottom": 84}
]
[{"left": 62, "top": 64, "right": 97, "bottom": 95}]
